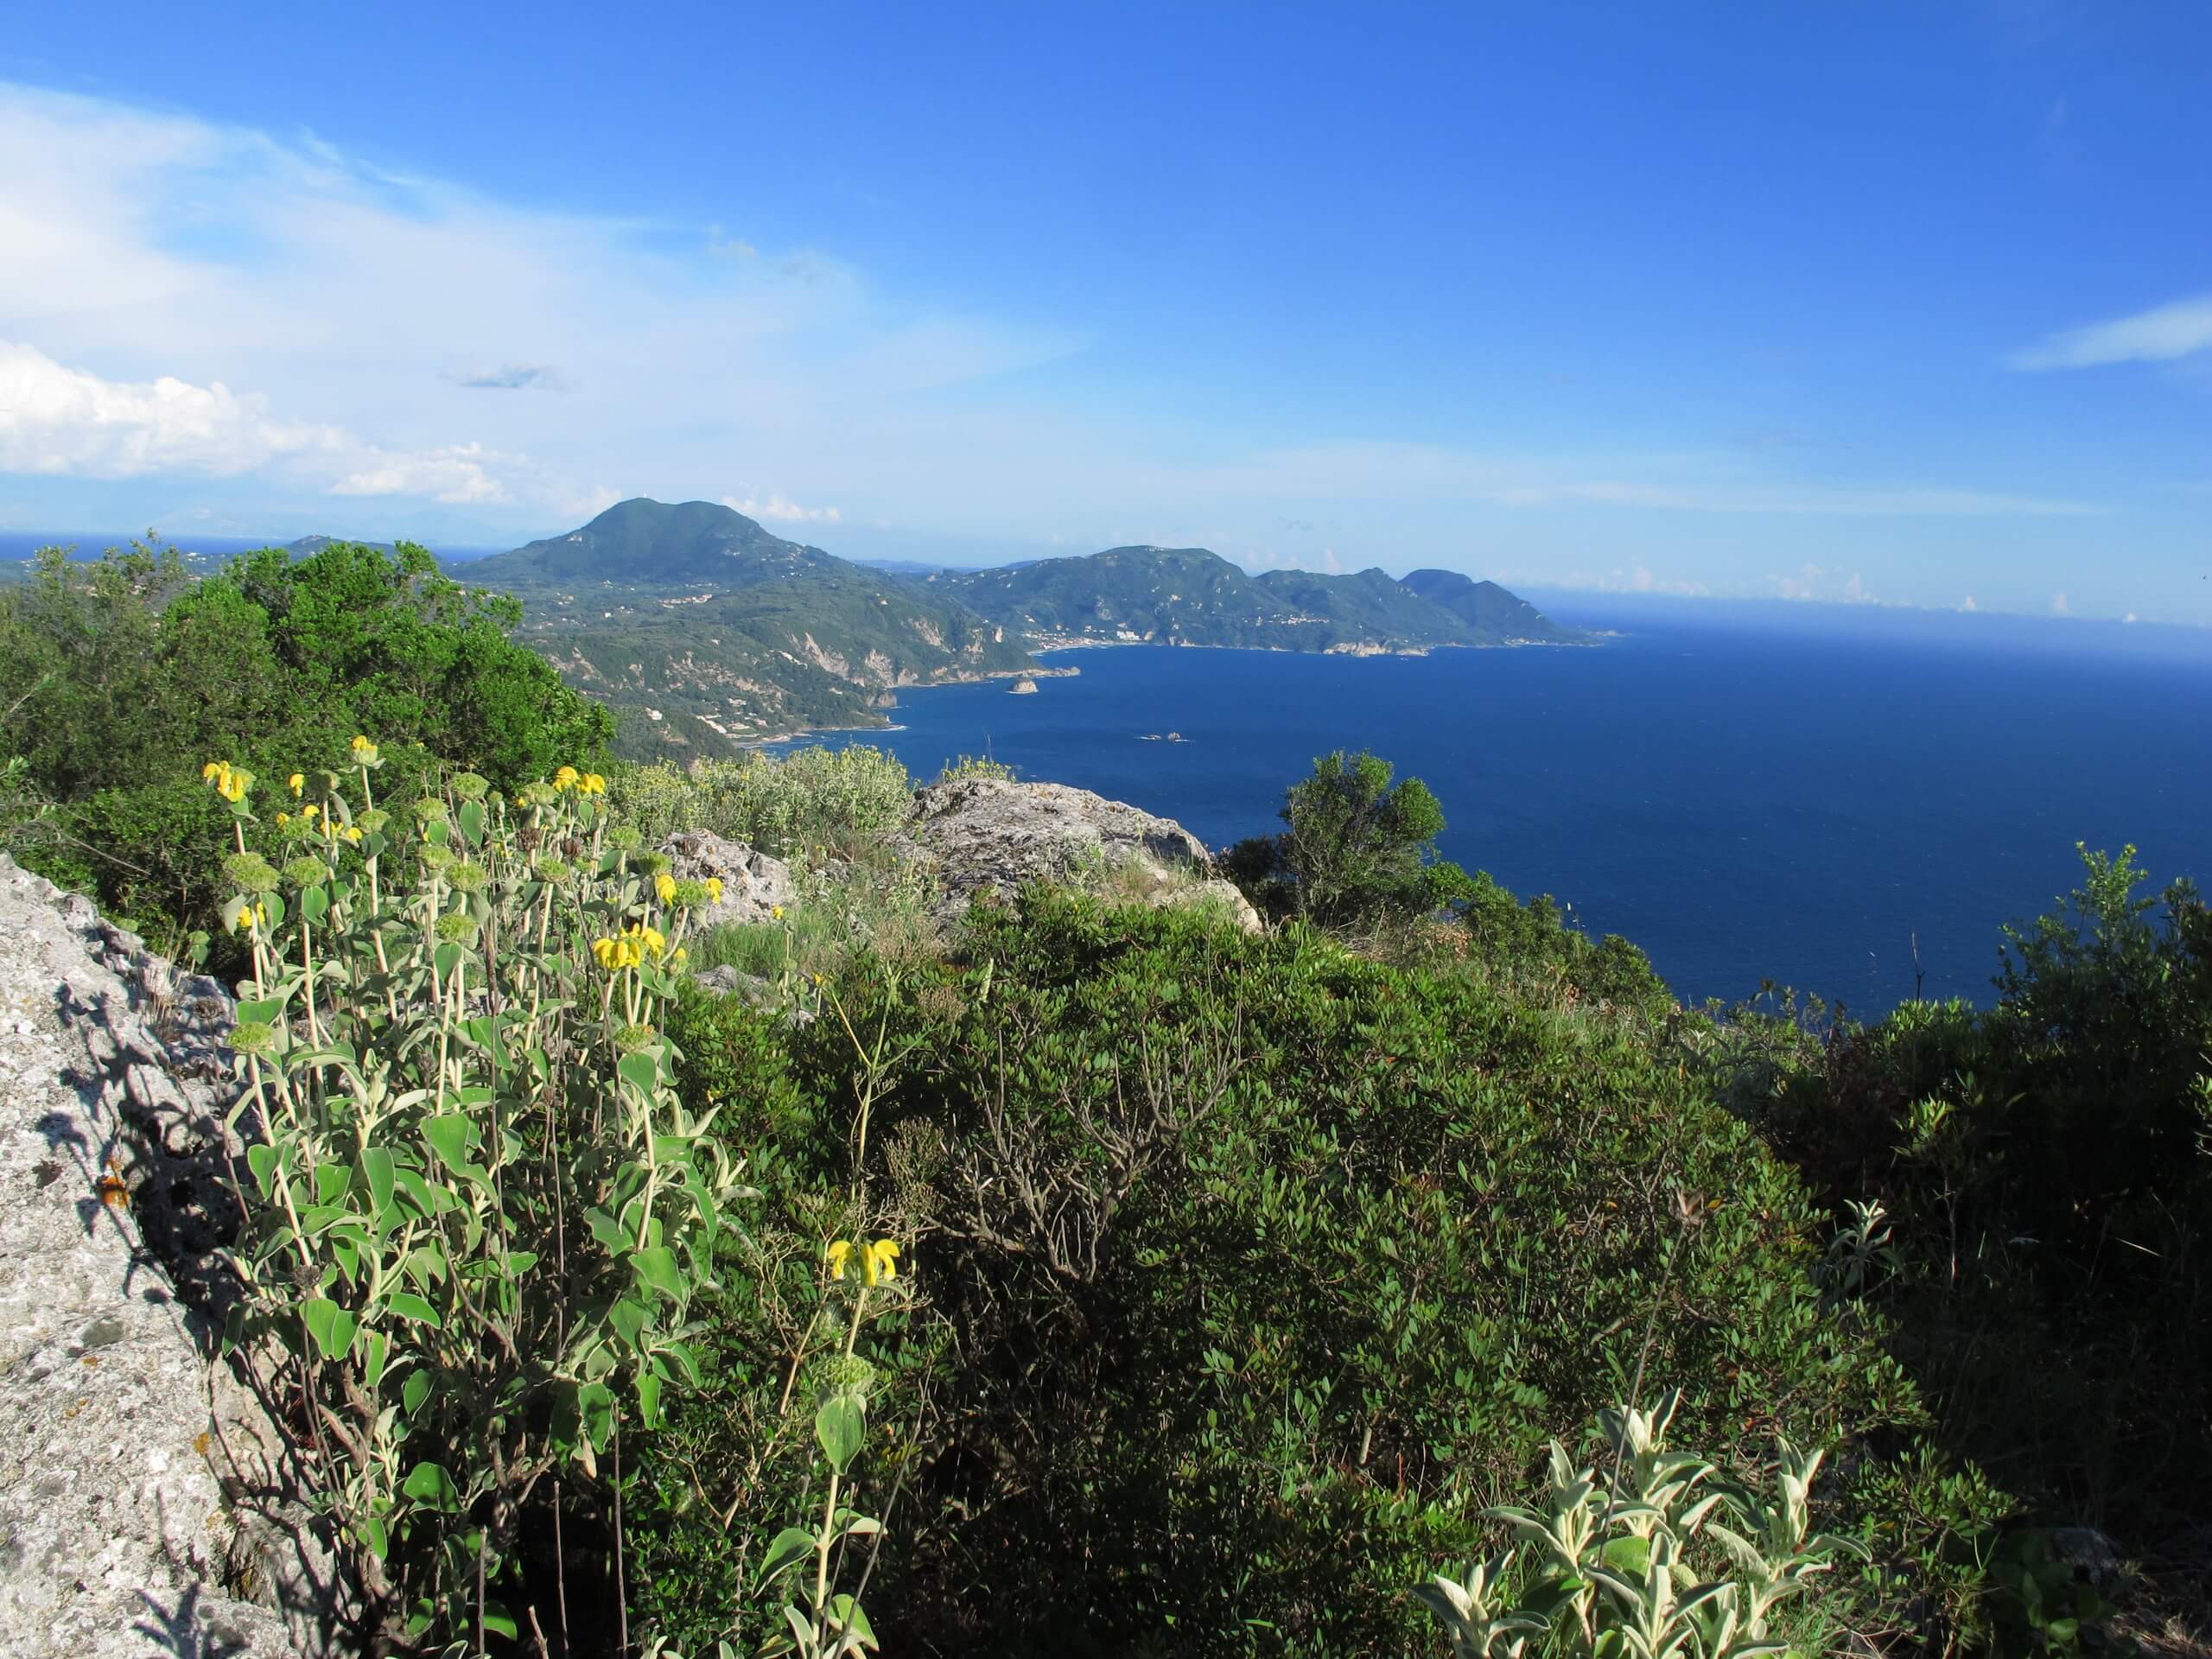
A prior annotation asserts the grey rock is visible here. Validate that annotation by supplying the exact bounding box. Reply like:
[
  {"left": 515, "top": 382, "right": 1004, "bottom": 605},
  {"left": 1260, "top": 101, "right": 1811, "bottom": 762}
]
[
  {"left": 896, "top": 778, "right": 1262, "bottom": 933},
  {"left": 693, "top": 965, "right": 772, "bottom": 1001},
  {"left": 0, "top": 855, "right": 359, "bottom": 1657},
  {"left": 690, "top": 965, "right": 817, "bottom": 1026},
  {"left": 659, "top": 831, "right": 796, "bottom": 929}
]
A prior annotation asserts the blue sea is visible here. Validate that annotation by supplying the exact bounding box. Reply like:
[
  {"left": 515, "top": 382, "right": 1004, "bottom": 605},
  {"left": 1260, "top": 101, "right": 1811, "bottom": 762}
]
[{"left": 777, "top": 597, "right": 2212, "bottom": 1014}]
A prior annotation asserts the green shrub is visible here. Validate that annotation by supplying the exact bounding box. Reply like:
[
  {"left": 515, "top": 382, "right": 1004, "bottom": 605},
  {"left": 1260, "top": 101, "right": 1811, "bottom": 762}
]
[
  {"left": 607, "top": 746, "right": 913, "bottom": 858},
  {"left": 1225, "top": 748, "right": 1477, "bottom": 931},
  {"left": 1694, "top": 844, "right": 2212, "bottom": 1635},
  {"left": 934, "top": 753, "right": 1016, "bottom": 784},
  {"left": 0, "top": 538, "right": 611, "bottom": 941},
  {"left": 637, "top": 893, "right": 1974, "bottom": 1655}
]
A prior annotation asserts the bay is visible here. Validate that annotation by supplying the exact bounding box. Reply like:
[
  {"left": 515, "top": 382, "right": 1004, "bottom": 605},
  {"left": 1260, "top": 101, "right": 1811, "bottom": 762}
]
[{"left": 777, "top": 597, "right": 2212, "bottom": 1014}]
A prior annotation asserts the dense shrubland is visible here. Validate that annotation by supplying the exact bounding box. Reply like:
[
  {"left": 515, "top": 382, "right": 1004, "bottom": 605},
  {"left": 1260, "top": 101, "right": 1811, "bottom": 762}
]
[
  {"left": 631, "top": 891, "right": 1993, "bottom": 1656},
  {"left": 3, "top": 539, "right": 2203, "bottom": 1656},
  {"left": 1695, "top": 845, "right": 2212, "bottom": 1652}
]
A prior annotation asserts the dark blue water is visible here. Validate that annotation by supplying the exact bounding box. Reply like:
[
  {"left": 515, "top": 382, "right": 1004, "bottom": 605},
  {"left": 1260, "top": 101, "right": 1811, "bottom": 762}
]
[{"left": 779, "top": 607, "right": 2212, "bottom": 1013}]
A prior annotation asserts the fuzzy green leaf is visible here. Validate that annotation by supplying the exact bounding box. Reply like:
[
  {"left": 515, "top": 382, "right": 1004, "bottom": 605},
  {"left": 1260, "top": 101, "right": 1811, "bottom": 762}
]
[
  {"left": 300, "top": 1296, "right": 357, "bottom": 1360},
  {"left": 631, "top": 1246, "right": 684, "bottom": 1301},
  {"left": 401, "top": 1460, "right": 461, "bottom": 1512},
  {"left": 816, "top": 1394, "right": 866, "bottom": 1473}
]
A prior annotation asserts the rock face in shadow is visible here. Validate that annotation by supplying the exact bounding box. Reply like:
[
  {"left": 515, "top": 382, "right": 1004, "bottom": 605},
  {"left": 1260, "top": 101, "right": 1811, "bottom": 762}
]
[
  {"left": 0, "top": 857, "right": 357, "bottom": 1659},
  {"left": 895, "top": 777, "right": 1262, "bottom": 933}
]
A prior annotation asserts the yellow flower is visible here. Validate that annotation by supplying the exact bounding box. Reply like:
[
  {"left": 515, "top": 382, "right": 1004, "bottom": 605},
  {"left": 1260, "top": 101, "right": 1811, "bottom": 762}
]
[
  {"left": 865, "top": 1240, "right": 900, "bottom": 1285},
  {"left": 771, "top": 903, "right": 784, "bottom": 920},
  {"left": 344, "top": 825, "right": 363, "bottom": 844},
  {"left": 275, "top": 811, "right": 290, "bottom": 828},
  {"left": 349, "top": 734, "right": 380, "bottom": 766},
  {"left": 201, "top": 761, "right": 252, "bottom": 804},
  {"left": 594, "top": 925, "right": 663, "bottom": 973},
  {"left": 705, "top": 876, "right": 724, "bottom": 905},
  {"left": 288, "top": 772, "right": 304, "bottom": 797},
  {"left": 825, "top": 1237, "right": 901, "bottom": 1287},
  {"left": 302, "top": 803, "right": 319, "bottom": 820},
  {"left": 515, "top": 795, "right": 530, "bottom": 808},
  {"left": 673, "top": 946, "right": 687, "bottom": 963},
  {"left": 654, "top": 872, "right": 677, "bottom": 906},
  {"left": 554, "top": 766, "right": 581, "bottom": 791},
  {"left": 581, "top": 772, "right": 607, "bottom": 795}
]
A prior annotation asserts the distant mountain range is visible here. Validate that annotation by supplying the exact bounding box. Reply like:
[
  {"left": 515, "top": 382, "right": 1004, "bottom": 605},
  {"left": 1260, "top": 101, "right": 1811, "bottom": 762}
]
[
  {"left": 929, "top": 543, "right": 1586, "bottom": 653},
  {"left": 417, "top": 499, "right": 1586, "bottom": 758}
]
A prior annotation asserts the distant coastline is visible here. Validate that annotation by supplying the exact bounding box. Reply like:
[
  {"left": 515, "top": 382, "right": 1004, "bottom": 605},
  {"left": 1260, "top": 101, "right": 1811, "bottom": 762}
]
[{"left": 1025, "top": 634, "right": 1602, "bottom": 658}]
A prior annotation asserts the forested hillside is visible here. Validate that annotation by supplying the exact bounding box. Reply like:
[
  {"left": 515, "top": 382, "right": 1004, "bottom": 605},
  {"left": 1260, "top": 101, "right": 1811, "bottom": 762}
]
[{"left": 934, "top": 542, "right": 1586, "bottom": 650}]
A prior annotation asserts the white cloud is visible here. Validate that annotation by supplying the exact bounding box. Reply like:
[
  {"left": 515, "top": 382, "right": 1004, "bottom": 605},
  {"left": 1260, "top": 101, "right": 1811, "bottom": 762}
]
[
  {"left": 0, "top": 338, "right": 346, "bottom": 477},
  {"left": 721, "top": 493, "right": 842, "bottom": 524},
  {"left": 1961, "top": 594, "right": 1978, "bottom": 611},
  {"left": 2010, "top": 292, "right": 2212, "bottom": 370},
  {"left": 0, "top": 339, "right": 607, "bottom": 512},
  {"left": 2124, "top": 612, "right": 2139, "bottom": 624},
  {"left": 2051, "top": 591, "right": 2071, "bottom": 615},
  {"left": 1521, "top": 565, "right": 1707, "bottom": 597}
]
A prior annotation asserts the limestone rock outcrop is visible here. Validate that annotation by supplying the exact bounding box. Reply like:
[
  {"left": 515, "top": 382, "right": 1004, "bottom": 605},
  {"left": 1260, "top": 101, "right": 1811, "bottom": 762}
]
[
  {"left": 0, "top": 857, "right": 354, "bottom": 1659},
  {"left": 895, "top": 777, "right": 1262, "bottom": 932},
  {"left": 659, "top": 830, "right": 796, "bottom": 928}
]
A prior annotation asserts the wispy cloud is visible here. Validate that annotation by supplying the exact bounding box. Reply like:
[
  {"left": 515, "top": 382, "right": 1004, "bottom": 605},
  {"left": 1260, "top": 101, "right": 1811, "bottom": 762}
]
[
  {"left": 0, "top": 77, "right": 2136, "bottom": 605},
  {"left": 721, "top": 492, "right": 842, "bottom": 524},
  {"left": 1169, "top": 441, "right": 2106, "bottom": 519},
  {"left": 455, "top": 364, "right": 566, "bottom": 391},
  {"left": 2010, "top": 291, "right": 2212, "bottom": 370}
]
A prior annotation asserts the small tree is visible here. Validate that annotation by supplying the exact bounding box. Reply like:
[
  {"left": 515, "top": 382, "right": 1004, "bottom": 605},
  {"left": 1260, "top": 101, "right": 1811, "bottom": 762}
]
[{"left": 1224, "top": 748, "right": 1474, "bottom": 930}]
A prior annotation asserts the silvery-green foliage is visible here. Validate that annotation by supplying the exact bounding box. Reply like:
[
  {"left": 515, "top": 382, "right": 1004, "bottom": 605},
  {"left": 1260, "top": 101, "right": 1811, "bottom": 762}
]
[
  {"left": 1419, "top": 1393, "right": 1866, "bottom": 1659},
  {"left": 1814, "top": 1198, "right": 1897, "bottom": 1311},
  {"left": 207, "top": 755, "right": 745, "bottom": 1647}
]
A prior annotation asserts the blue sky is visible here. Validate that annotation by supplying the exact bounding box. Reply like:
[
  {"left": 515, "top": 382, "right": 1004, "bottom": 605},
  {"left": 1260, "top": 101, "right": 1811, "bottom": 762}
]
[{"left": 1, "top": 2, "right": 2207, "bottom": 619}]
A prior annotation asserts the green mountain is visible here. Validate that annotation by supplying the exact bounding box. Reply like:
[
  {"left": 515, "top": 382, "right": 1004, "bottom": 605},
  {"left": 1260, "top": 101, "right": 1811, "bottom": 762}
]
[
  {"left": 454, "top": 499, "right": 1035, "bottom": 758},
  {"left": 1398, "top": 568, "right": 1587, "bottom": 643},
  {"left": 1249, "top": 567, "right": 1475, "bottom": 650},
  {"left": 461, "top": 498, "right": 821, "bottom": 588},
  {"left": 933, "top": 544, "right": 1576, "bottom": 652}
]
